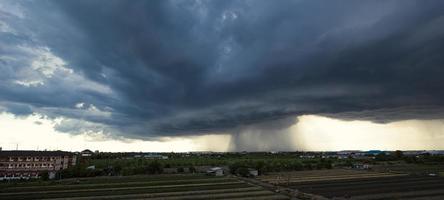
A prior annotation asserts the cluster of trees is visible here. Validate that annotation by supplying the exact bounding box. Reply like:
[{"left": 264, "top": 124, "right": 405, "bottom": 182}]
[
  {"left": 58, "top": 165, "right": 109, "bottom": 179},
  {"left": 58, "top": 156, "right": 335, "bottom": 179},
  {"left": 119, "top": 161, "right": 164, "bottom": 176},
  {"left": 374, "top": 150, "right": 404, "bottom": 161},
  {"left": 59, "top": 160, "right": 200, "bottom": 178},
  {"left": 72, "top": 152, "right": 348, "bottom": 177},
  {"left": 374, "top": 151, "right": 444, "bottom": 164},
  {"left": 229, "top": 158, "right": 333, "bottom": 176},
  {"left": 404, "top": 154, "right": 444, "bottom": 164}
]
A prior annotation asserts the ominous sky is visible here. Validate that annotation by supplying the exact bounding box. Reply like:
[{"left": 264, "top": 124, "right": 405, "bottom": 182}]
[{"left": 1, "top": 0, "right": 444, "bottom": 151}]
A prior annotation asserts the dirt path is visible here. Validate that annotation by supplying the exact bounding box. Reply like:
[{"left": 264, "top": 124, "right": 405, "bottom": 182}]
[{"left": 236, "top": 176, "right": 304, "bottom": 200}]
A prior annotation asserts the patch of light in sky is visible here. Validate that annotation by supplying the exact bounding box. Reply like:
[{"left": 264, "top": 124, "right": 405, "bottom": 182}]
[{"left": 1, "top": 112, "right": 444, "bottom": 152}]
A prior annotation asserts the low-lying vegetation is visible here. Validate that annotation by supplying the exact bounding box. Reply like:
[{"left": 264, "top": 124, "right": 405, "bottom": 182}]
[{"left": 0, "top": 174, "right": 289, "bottom": 200}]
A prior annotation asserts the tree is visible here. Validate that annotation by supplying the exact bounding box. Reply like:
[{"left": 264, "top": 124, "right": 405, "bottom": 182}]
[
  {"left": 177, "top": 167, "right": 184, "bottom": 173},
  {"left": 236, "top": 167, "right": 249, "bottom": 177},
  {"left": 189, "top": 166, "right": 196, "bottom": 173},
  {"left": 146, "top": 161, "right": 163, "bottom": 174},
  {"left": 40, "top": 172, "right": 49, "bottom": 180},
  {"left": 393, "top": 150, "right": 404, "bottom": 159},
  {"left": 375, "top": 152, "right": 389, "bottom": 161}
]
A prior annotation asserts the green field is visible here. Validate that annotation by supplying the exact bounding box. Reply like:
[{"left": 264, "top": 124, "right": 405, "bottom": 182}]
[{"left": 0, "top": 174, "right": 289, "bottom": 200}]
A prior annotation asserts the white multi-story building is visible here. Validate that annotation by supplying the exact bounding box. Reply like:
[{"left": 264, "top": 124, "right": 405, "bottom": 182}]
[{"left": 0, "top": 150, "right": 76, "bottom": 180}]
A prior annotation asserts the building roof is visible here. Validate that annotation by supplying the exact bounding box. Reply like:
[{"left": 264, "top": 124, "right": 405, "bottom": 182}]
[
  {"left": 208, "top": 167, "right": 223, "bottom": 172},
  {"left": 81, "top": 149, "right": 93, "bottom": 154},
  {"left": 0, "top": 150, "right": 74, "bottom": 157}
]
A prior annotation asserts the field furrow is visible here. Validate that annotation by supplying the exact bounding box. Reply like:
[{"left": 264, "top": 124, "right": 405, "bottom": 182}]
[
  {"left": 0, "top": 178, "right": 236, "bottom": 192},
  {"left": 43, "top": 186, "right": 264, "bottom": 200},
  {"left": 0, "top": 174, "right": 289, "bottom": 200}
]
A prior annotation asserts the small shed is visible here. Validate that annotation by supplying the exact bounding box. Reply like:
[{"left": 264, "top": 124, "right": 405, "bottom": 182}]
[
  {"left": 353, "top": 163, "right": 372, "bottom": 170},
  {"left": 206, "top": 167, "right": 224, "bottom": 176},
  {"left": 81, "top": 149, "right": 93, "bottom": 157},
  {"left": 248, "top": 168, "right": 259, "bottom": 176}
]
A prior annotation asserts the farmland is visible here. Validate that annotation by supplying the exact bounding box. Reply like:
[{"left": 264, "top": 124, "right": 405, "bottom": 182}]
[
  {"left": 372, "top": 163, "right": 444, "bottom": 175},
  {"left": 0, "top": 174, "right": 289, "bottom": 200},
  {"left": 258, "top": 169, "right": 407, "bottom": 185},
  {"left": 287, "top": 175, "right": 444, "bottom": 199},
  {"left": 260, "top": 169, "right": 444, "bottom": 199},
  {"left": 77, "top": 152, "right": 335, "bottom": 177},
  {"left": 3, "top": 151, "right": 444, "bottom": 199}
]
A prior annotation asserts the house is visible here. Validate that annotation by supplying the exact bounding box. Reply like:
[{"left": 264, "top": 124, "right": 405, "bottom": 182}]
[
  {"left": 248, "top": 168, "right": 259, "bottom": 176},
  {"left": 299, "top": 155, "right": 316, "bottom": 159},
  {"left": 0, "top": 150, "right": 76, "bottom": 180},
  {"left": 353, "top": 163, "right": 372, "bottom": 170},
  {"left": 404, "top": 151, "right": 427, "bottom": 156},
  {"left": 80, "top": 149, "right": 94, "bottom": 157},
  {"left": 86, "top": 165, "right": 95, "bottom": 170},
  {"left": 337, "top": 150, "right": 367, "bottom": 159},
  {"left": 427, "top": 150, "right": 444, "bottom": 155},
  {"left": 144, "top": 154, "right": 168, "bottom": 159},
  {"left": 206, "top": 167, "right": 224, "bottom": 176}
]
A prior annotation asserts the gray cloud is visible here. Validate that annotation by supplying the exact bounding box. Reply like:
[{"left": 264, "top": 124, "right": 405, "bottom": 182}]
[
  {"left": 1, "top": 0, "right": 444, "bottom": 140},
  {"left": 322, "top": 106, "right": 444, "bottom": 123},
  {"left": 3, "top": 102, "right": 33, "bottom": 116}
]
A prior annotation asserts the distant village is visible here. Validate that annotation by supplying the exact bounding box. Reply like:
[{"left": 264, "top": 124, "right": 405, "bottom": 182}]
[{"left": 1, "top": 147, "right": 444, "bottom": 181}]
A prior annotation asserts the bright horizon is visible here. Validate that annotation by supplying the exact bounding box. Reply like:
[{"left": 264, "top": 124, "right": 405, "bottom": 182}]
[{"left": 2, "top": 112, "right": 444, "bottom": 152}]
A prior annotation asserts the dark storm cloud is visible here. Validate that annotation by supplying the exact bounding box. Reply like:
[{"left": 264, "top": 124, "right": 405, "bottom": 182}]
[
  {"left": 3, "top": 102, "right": 33, "bottom": 116},
  {"left": 1, "top": 0, "right": 444, "bottom": 138}
]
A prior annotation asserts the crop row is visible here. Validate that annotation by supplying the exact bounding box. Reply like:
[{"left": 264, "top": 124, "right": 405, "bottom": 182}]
[
  {"left": 0, "top": 174, "right": 218, "bottom": 189},
  {"left": 44, "top": 186, "right": 265, "bottom": 200},
  {"left": 352, "top": 189, "right": 444, "bottom": 200},
  {"left": 290, "top": 176, "right": 444, "bottom": 198},
  {"left": 260, "top": 172, "right": 405, "bottom": 184},
  {"left": 47, "top": 190, "right": 282, "bottom": 200},
  {"left": 0, "top": 178, "right": 236, "bottom": 192},
  {"left": 287, "top": 175, "right": 437, "bottom": 188},
  {"left": 0, "top": 182, "right": 253, "bottom": 200},
  {"left": 261, "top": 169, "right": 370, "bottom": 177}
]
